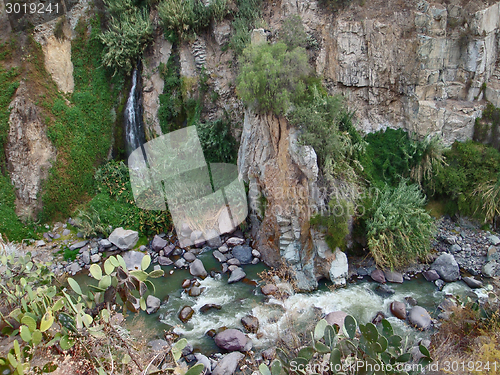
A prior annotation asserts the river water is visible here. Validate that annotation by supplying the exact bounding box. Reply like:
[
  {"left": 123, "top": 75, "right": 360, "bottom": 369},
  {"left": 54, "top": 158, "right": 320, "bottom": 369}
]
[{"left": 76, "top": 250, "right": 488, "bottom": 355}]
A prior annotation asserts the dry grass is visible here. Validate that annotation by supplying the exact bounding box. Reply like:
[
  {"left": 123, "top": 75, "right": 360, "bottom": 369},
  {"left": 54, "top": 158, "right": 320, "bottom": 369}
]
[{"left": 430, "top": 301, "right": 500, "bottom": 375}]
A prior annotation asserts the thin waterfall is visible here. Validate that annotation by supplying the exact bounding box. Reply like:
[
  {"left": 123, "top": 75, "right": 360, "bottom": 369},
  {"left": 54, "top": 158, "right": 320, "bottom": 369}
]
[{"left": 124, "top": 67, "right": 146, "bottom": 156}]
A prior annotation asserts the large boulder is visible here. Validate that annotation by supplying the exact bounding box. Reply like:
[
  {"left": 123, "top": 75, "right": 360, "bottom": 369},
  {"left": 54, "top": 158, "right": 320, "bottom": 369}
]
[
  {"left": 232, "top": 245, "right": 253, "bottom": 264},
  {"left": 261, "top": 284, "right": 278, "bottom": 296},
  {"left": 146, "top": 295, "right": 161, "bottom": 314},
  {"left": 108, "top": 227, "right": 139, "bottom": 250},
  {"left": 462, "top": 276, "right": 483, "bottom": 288},
  {"left": 488, "top": 235, "right": 500, "bottom": 246},
  {"left": 213, "top": 250, "right": 227, "bottom": 263},
  {"left": 422, "top": 270, "right": 440, "bottom": 282},
  {"left": 329, "top": 249, "right": 348, "bottom": 287},
  {"left": 430, "top": 253, "right": 460, "bottom": 282},
  {"left": 212, "top": 352, "right": 245, "bottom": 375},
  {"left": 384, "top": 271, "right": 403, "bottom": 284},
  {"left": 483, "top": 261, "right": 498, "bottom": 277},
  {"left": 214, "top": 329, "right": 248, "bottom": 351},
  {"left": 390, "top": 301, "right": 406, "bottom": 320},
  {"left": 228, "top": 267, "right": 246, "bottom": 283},
  {"left": 241, "top": 315, "right": 259, "bottom": 333},
  {"left": 371, "top": 269, "right": 386, "bottom": 284},
  {"left": 408, "top": 306, "right": 432, "bottom": 330},
  {"left": 189, "top": 259, "right": 208, "bottom": 279},
  {"left": 151, "top": 235, "right": 168, "bottom": 252},
  {"left": 179, "top": 306, "right": 194, "bottom": 323}
]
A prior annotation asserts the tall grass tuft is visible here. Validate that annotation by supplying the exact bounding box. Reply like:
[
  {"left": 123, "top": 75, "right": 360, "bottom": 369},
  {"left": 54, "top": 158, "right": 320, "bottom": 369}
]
[{"left": 365, "top": 181, "right": 435, "bottom": 270}]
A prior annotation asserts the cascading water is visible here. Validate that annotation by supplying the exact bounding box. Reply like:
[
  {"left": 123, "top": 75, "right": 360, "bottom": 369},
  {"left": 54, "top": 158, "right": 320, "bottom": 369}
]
[{"left": 124, "top": 67, "right": 146, "bottom": 155}]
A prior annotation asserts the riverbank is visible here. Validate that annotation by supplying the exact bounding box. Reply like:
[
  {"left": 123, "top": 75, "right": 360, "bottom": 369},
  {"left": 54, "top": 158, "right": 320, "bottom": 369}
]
[{"left": 1, "top": 214, "right": 499, "bottom": 374}]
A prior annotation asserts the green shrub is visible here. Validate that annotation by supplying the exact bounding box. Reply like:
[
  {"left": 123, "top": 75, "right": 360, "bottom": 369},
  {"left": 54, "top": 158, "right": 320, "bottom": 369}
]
[
  {"left": 158, "top": 0, "right": 228, "bottom": 40},
  {"left": 158, "top": 53, "right": 184, "bottom": 134},
  {"left": 77, "top": 161, "right": 172, "bottom": 237},
  {"left": 287, "top": 88, "right": 364, "bottom": 182},
  {"left": 433, "top": 140, "right": 500, "bottom": 221},
  {"left": 359, "top": 129, "right": 445, "bottom": 190},
  {"left": 99, "top": 1, "right": 153, "bottom": 72},
  {"left": 237, "top": 42, "right": 310, "bottom": 115},
  {"left": 360, "top": 128, "right": 417, "bottom": 187},
  {"left": 472, "top": 173, "right": 500, "bottom": 223},
  {"left": 474, "top": 103, "right": 500, "bottom": 151},
  {"left": 364, "top": 181, "right": 435, "bottom": 270},
  {"left": 311, "top": 198, "right": 353, "bottom": 250},
  {"left": 196, "top": 118, "right": 238, "bottom": 164},
  {"left": 260, "top": 316, "right": 432, "bottom": 375},
  {"left": 229, "top": 0, "right": 262, "bottom": 54},
  {"left": 279, "top": 15, "right": 308, "bottom": 51}
]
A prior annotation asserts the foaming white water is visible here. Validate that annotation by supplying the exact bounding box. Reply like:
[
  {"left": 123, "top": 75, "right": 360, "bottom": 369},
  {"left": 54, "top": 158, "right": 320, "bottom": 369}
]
[
  {"left": 157, "top": 275, "right": 467, "bottom": 350},
  {"left": 158, "top": 276, "right": 261, "bottom": 345}
]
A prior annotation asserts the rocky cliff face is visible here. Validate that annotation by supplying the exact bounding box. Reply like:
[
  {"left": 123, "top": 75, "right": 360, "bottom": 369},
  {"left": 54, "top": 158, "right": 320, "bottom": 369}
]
[
  {"left": 305, "top": 0, "right": 500, "bottom": 144},
  {"left": 237, "top": 110, "right": 348, "bottom": 291},
  {"left": 6, "top": 82, "right": 56, "bottom": 220}
]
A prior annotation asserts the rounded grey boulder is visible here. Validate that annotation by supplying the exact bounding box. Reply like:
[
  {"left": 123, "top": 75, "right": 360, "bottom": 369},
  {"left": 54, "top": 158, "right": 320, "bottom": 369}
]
[
  {"left": 408, "top": 306, "right": 432, "bottom": 330},
  {"left": 430, "top": 253, "right": 460, "bottom": 282},
  {"left": 214, "top": 329, "right": 248, "bottom": 352},
  {"left": 189, "top": 259, "right": 208, "bottom": 279}
]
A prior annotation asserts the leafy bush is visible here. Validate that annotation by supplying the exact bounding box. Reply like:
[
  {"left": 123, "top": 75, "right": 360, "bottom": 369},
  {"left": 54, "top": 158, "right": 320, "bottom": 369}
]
[
  {"left": 229, "top": 0, "right": 262, "bottom": 54},
  {"left": 158, "top": 52, "right": 184, "bottom": 134},
  {"left": 196, "top": 118, "right": 238, "bottom": 164},
  {"left": 279, "top": 15, "right": 308, "bottom": 51},
  {"left": 288, "top": 88, "right": 364, "bottom": 182},
  {"left": 433, "top": 140, "right": 500, "bottom": 221},
  {"left": 76, "top": 161, "right": 172, "bottom": 237},
  {"left": 99, "top": 0, "right": 152, "bottom": 72},
  {"left": 237, "top": 42, "right": 310, "bottom": 115},
  {"left": 364, "top": 181, "right": 435, "bottom": 270},
  {"left": 360, "top": 129, "right": 445, "bottom": 190},
  {"left": 158, "top": 0, "right": 228, "bottom": 40},
  {"left": 311, "top": 198, "right": 353, "bottom": 250}
]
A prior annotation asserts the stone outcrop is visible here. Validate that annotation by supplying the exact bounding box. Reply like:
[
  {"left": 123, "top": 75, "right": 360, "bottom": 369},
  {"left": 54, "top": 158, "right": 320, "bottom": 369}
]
[
  {"left": 277, "top": 0, "right": 500, "bottom": 144},
  {"left": 238, "top": 109, "right": 339, "bottom": 290},
  {"left": 6, "top": 82, "right": 56, "bottom": 220},
  {"left": 108, "top": 228, "right": 139, "bottom": 251},
  {"left": 142, "top": 32, "right": 172, "bottom": 138}
]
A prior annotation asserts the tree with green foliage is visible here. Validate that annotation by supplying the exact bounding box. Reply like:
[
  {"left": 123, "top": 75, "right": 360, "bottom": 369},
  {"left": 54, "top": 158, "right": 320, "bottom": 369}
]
[
  {"left": 99, "top": 0, "right": 152, "bottom": 72},
  {"left": 279, "top": 15, "right": 308, "bottom": 51},
  {"left": 237, "top": 42, "right": 310, "bottom": 115},
  {"left": 229, "top": 0, "right": 262, "bottom": 54},
  {"left": 287, "top": 87, "right": 365, "bottom": 182},
  {"left": 363, "top": 181, "right": 435, "bottom": 270}
]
